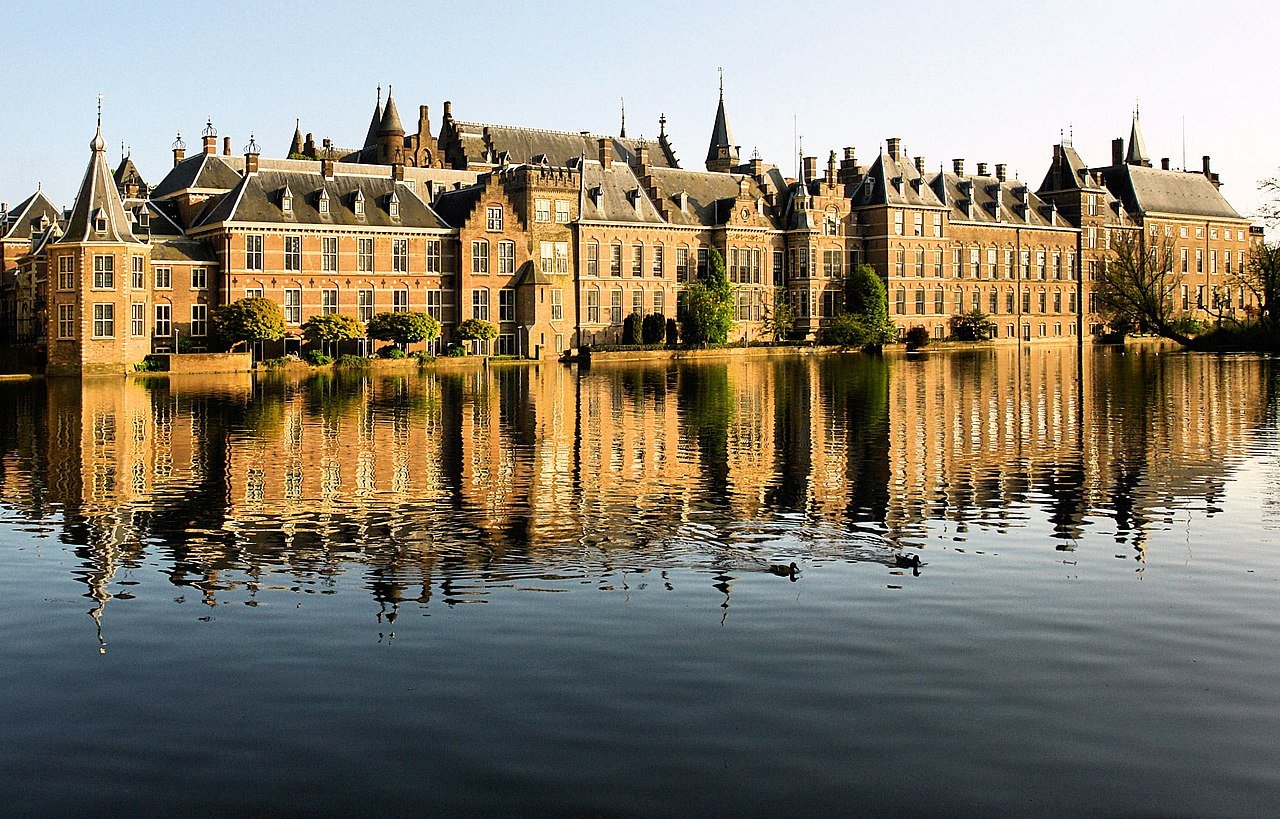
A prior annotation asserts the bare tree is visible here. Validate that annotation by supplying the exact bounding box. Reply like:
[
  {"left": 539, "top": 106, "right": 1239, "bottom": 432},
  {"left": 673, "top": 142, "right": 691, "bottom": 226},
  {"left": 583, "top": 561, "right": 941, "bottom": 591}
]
[
  {"left": 1261, "top": 174, "right": 1280, "bottom": 227},
  {"left": 1222, "top": 241, "right": 1280, "bottom": 333},
  {"left": 1096, "top": 230, "right": 1192, "bottom": 345}
]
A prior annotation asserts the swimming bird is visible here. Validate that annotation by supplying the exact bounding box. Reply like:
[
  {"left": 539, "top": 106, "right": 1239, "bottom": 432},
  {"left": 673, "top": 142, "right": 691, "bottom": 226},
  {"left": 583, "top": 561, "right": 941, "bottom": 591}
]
[
  {"left": 894, "top": 553, "right": 923, "bottom": 569},
  {"left": 769, "top": 561, "right": 800, "bottom": 579}
]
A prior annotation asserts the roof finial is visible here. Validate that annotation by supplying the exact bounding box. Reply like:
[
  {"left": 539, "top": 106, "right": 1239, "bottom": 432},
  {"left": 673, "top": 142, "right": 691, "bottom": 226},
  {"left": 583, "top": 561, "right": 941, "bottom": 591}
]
[
  {"left": 377, "top": 85, "right": 382, "bottom": 106},
  {"left": 658, "top": 113, "right": 666, "bottom": 137},
  {"left": 620, "top": 96, "right": 626, "bottom": 138},
  {"left": 90, "top": 94, "right": 105, "bottom": 152},
  {"left": 96, "top": 93, "right": 102, "bottom": 129},
  {"left": 718, "top": 66, "right": 724, "bottom": 98},
  {"left": 387, "top": 84, "right": 392, "bottom": 99}
]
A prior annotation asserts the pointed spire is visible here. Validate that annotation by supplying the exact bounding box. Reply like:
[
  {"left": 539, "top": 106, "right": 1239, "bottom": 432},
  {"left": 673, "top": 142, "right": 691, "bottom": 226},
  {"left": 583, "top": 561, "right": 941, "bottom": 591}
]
[
  {"left": 363, "top": 86, "right": 385, "bottom": 149},
  {"left": 90, "top": 93, "right": 105, "bottom": 152},
  {"left": 1126, "top": 105, "right": 1151, "bottom": 167},
  {"left": 705, "top": 68, "right": 739, "bottom": 172},
  {"left": 379, "top": 85, "right": 404, "bottom": 136},
  {"left": 290, "top": 118, "right": 304, "bottom": 156},
  {"left": 620, "top": 96, "right": 627, "bottom": 138},
  {"left": 61, "top": 113, "right": 139, "bottom": 245}
]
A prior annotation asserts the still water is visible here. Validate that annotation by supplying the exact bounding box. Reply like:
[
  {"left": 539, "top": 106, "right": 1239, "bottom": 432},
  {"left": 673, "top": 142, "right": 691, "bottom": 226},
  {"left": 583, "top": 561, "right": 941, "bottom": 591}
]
[{"left": 1, "top": 347, "right": 1278, "bottom": 814}]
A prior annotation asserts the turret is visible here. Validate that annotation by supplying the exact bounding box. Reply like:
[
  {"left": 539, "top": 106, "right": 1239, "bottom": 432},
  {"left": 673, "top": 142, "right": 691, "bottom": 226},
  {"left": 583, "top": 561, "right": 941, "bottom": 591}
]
[
  {"left": 378, "top": 86, "right": 405, "bottom": 165},
  {"left": 705, "top": 70, "right": 739, "bottom": 173}
]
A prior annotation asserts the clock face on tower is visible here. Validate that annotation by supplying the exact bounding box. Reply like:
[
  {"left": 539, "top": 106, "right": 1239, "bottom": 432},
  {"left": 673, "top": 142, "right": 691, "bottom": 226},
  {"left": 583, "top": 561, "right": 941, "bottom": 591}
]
[{"left": 741, "top": 208, "right": 750, "bottom": 221}]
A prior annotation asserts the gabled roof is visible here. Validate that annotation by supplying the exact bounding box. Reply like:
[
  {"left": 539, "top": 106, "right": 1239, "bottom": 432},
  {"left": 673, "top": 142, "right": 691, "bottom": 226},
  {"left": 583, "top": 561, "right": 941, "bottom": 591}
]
[
  {"left": 2, "top": 190, "right": 61, "bottom": 240},
  {"left": 20, "top": 221, "right": 62, "bottom": 261},
  {"left": 431, "top": 182, "right": 486, "bottom": 228},
  {"left": 192, "top": 169, "right": 447, "bottom": 230},
  {"left": 150, "top": 153, "right": 243, "bottom": 199},
  {"left": 851, "top": 151, "right": 946, "bottom": 209},
  {"left": 1100, "top": 164, "right": 1242, "bottom": 220},
  {"left": 113, "top": 154, "right": 146, "bottom": 193},
  {"left": 930, "top": 171, "right": 1064, "bottom": 228},
  {"left": 642, "top": 165, "right": 776, "bottom": 228},
  {"left": 580, "top": 161, "right": 664, "bottom": 224},
  {"left": 451, "top": 120, "right": 678, "bottom": 170},
  {"left": 58, "top": 125, "right": 141, "bottom": 245},
  {"left": 1038, "top": 142, "right": 1106, "bottom": 194}
]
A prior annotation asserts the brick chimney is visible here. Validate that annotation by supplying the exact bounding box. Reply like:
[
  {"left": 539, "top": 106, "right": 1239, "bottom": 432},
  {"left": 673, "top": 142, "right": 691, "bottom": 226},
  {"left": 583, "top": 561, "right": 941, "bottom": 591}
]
[
  {"left": 172, "top": 134, "right": 186, "bottom": 167},
  {"left": 243, "top": 135, "right": 260, "bottom": 175},
  {"left": 995, "top": 164, "right": 1007, "bottom": 182},
  {"left": 886, "top": 138, "right": 901, "bottom": 160},
  {"left": 914, "top": 156, "right": 926, "bottom": 174},
  {"left": 633, "top": 141, "right": 650, "bottom": 170},
  {"left": 321, "top": 156, "right": 335, "bottom": 178},
  {"left": 977, "top": 162, "right": 988, "bottom": 176},
  {"left": 1203, "top": 156, "right": 1220, "bottom": 188},
  {"left": 392, "top": 161, "right": 405, "bottom": 182},
  {"left": 802, "top": 156, "right": 817, "bottom": 182},
  {"left": 952, "top": 158, "right": 965, "bottom": 175},
  {"left": 598, "top": 137, "right": 612, "bottom": 169},
  {"left": 1112, "top": 138, "right": 1124, "bottom": 166},
  {"left": 202, "top": 120, "right": 217, "bottom": 155},
  {"left": 223, "top": 136, "right": 231, "bottom": 156},
  {"left": 838, "top": 147, "right": 860, "bottom": 184},
  {"left": 1161, "top": 157, "right": 1171, "bottom": 170}
]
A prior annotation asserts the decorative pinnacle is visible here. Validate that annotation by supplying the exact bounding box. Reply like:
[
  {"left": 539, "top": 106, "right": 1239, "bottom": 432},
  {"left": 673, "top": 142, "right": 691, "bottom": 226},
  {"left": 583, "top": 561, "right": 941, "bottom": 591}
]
[
  {"left": 245, "top": 134, "right": 260, "bottom": 154},
  {"left": 718, "top": 66, "right": 724, "bottom": 97},
  {"left": 658, "top": 113, "right": 666, "bottom": 137},
  {"left": 172, "top": 132, "right": 186, "bottom": 150}
]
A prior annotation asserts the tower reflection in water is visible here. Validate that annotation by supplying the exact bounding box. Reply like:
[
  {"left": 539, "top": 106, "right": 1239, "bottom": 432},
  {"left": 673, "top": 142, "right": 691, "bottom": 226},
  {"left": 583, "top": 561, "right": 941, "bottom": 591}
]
[{"left": 0, "top": 346, "right": 1269, "bottom": 643}]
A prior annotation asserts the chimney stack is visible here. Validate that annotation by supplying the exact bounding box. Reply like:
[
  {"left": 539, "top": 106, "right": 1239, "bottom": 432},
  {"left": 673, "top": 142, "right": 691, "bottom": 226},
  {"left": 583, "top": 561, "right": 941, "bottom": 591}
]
[
  {"left": 827, "top": 151, "right": 838, "bottom": 184},
  {"left": 1161, "top": 158, "right": 1171, "bottom": 171},
  {"left": 598, "top": 137, "right": 612, "bottom": 169},
  {"left": 172, "top": 134, "right": 186, "bottom": 167},
  {"left": 914, "top": 156, "right": 926, "bottom": 174},
  {"left": 321, "top": 156, "right": 335, "bottom": 179},
  {"left": 1202, "top": 155, "right": 1212, "bottom": 176},
  {"left": 202, "top": 120, "right": 217, "bottom": 155},
  {"left": 1112, "top": 138, "right": 1124, "bottom": 166},
  {"left": 243, "top": 135, "right": 260, "bottom": 175},
  {"left": 633, "top": 141, "right": 650, "bottom": 170},
  {"left": 443, "top": 100, "right": 453, "bottom": 120},
  {"left": 838, "top": 147, "right": 859, "bottom": 184},
  {"left": 392, "top": 161, "right": 405, "bottom": 182},
  {"left": 977, "top": 162, "right": 988, "bottom": 177},
  {"left": 995, "top": 163, "right": 1007, "bottom": 182},
  {"left": 802, "top": 155, "right": 818, "bottom": 182},
  {"left": 223, "top": 136, "right": 232, "bottom": 156},
  {"left": 952, "top": 158, "right": 965, "bottom": 175},
  {"left": 886, "top": 138, "right": 901, "bottom": 160}
]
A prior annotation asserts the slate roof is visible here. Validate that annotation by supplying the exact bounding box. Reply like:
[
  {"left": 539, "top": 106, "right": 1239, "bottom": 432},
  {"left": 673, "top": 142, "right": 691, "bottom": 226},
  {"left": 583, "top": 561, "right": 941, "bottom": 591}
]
[
  {"left": 379, "top": 93, "right": 404, "bottom": 135},
  {"left": 113, "top": 155, "right": 147, "bottom": 193},
  {"left": 2, "top": 190, "right": 61, "bottom": 240},
  {"left": 1037, "top": 142, "right": 1107, "bottom": 194},
  {"left": 151, "top": 238, "right": 217, "bottom": 263},
  {"left": 852, "top": 151, "right": 947, "bottom": 209},
  {"left": 1101, "top": 164, "right": 1243, "bottom": 220},
  {"left": 150, "top": 153, "right": 244, "bottom": 199},
  {"left": 580, "top": 161, "right": 664, "bottom": 224},
  {"left": 930, "top": 172, "right": 1065, "bottom": 228},
  {"left": 452, "top": 120, "right": 678, "bottom": 170},
  {"left": 58, "top": 127, "right": 141, "bottom": 245},
  {"left": 192, "top": 169, "right": 447, "bottom": 230},
  {"left": 1126, "top": 115, "right": 1150, "bottom": 167},
  {"left": 642, "top": 166, "right": 775, "bottom": 227},
  {"left": 431, "top": 182, "right": 485, "bottom": 228}
]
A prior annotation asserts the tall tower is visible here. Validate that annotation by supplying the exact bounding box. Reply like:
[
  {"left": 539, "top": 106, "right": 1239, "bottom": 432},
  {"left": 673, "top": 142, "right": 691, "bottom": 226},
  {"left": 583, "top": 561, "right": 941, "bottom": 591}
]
[
  {"left": 378, "top": 86, "right": 406, "bottom": 165},
  {"left": 705, "top": 69, "right": 739, "bottom": 173}
]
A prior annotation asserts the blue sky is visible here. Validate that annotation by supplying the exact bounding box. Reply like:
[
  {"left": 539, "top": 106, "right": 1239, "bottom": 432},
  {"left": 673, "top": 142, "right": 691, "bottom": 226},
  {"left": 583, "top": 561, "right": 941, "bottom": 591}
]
[{"left": 3, "top": 0, "right": 1275, "bottom": 223}]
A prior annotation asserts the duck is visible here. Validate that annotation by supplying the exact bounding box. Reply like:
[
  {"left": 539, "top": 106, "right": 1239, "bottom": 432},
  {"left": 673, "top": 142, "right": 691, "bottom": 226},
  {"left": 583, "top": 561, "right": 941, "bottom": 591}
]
[
  {"left": 894, "top": 553, "right": 923, "bottom": 569},
  {"left": 769, "top": 561, "right": 800, "bottom": 579}
]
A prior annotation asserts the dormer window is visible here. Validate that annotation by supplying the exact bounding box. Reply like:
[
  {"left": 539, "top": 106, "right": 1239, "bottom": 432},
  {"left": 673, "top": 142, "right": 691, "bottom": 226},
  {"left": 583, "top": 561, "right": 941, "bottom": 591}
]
[
  {"left": 318, "top": 189, "right": 330, "bottom": 214},
  {"left": 590, "top": 187, "right": 604, "bottom": 208},
  {"left": 93, "top": 208, "right": 107, "bottom": 233},
  {"left": 281, "top": 186, "right": 294, "bottom": 213},
  {"left": 627, "top": 188, "right": 641, "bottom": 210},
  {"left": 353, "top": 190, "right": 366, "bottom": 217},
  {"left": 674, "top": 191, "right": 687, "bottom": 212},
  {"left": 388, "top": 190, "right": 400, "bottom": 218}
]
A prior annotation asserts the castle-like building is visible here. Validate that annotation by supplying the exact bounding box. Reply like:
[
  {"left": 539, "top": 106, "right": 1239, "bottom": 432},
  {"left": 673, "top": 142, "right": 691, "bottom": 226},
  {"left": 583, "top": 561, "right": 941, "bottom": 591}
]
[{"left": 0, "top": 84, "right": 1263, "bottom": 373}]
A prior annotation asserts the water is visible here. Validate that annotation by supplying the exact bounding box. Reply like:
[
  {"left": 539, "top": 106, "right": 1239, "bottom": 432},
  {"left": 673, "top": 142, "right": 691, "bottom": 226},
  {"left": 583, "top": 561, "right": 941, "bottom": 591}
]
[{"left": 1, "top": 346, "right": 1278, "bottom": 814}]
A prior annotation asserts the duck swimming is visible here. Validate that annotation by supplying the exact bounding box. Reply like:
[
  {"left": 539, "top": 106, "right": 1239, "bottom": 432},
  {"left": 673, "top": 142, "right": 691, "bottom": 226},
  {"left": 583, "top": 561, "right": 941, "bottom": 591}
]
[
  {"left": 769, "top": 561, "right": 800, "bottom": 579},
  {"left": 894, "top": 553, "right": 923, "bottom": 569}
]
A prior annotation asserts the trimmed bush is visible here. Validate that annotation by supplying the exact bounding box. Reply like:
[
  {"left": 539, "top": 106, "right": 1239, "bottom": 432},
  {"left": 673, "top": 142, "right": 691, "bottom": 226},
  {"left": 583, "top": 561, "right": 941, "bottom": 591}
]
[
  {"left": 336, "top": 354, "right": 370, "bottom": 368},
  {"left": 623, "top": 312, "right": 645, "bottom": 345},
  {"left": 305, "top": 350, "right": 334, "bottom": 366},
  {"left": 905, "top": 326, "right": 931, "bottom": 349},
  {"left": 665, "top": 317, "right": 679, "bottom": 346},
  {"left": 642, "top": 313, "right": 666, "bottom": 344}
]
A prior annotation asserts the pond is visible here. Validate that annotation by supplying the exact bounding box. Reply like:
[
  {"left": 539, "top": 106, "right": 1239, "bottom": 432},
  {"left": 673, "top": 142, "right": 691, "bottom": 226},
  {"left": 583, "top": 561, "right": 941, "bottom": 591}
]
[{"left": 1, "top": 346, "right": 1277, "bottom": 814}]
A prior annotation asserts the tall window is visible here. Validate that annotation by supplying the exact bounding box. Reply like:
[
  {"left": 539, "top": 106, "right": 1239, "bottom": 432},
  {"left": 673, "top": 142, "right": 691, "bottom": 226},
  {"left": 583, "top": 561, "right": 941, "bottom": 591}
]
[
  {"left": 191, "top": 266, "right": 208, "bottom": 289},
  {"left": 155, "top": 266, "right": 172, "bottom": 289},
  {"left": 586, "top": 242, "right": 599, "bottom": 277},
  {"left": 358, "top": 238, "right": 374, "bottom": 272},
  {"left": 92, "top": 303, "right": 114, "bottom": 338},
  {"left": 191, "top": 304, "right": 208, "bottom": 337},
  {"left": 129, "top": 303, "right": 144, "bottom": 336},
  {"left": 245, "top": 234, "right": 264, "bottom": 270},
  {"left": 652, "top": 245, "right": 664, "bottom": 277},
  {"left": 551, "top": 289, "right": 563, "bottom": 321},
  {"left": 58, "top": 304, "right": 76, "bottom": 339},
  {"left": 486, "top": 206, "right": 503, "bottom": 231},
  {"left": 610, "top": 243, "right": 623, "bottom": 277},
  {"left": 358, "top": 289, "right": 374, "bottom": 322},
  {"left": 773, "top": 250, "right": 784, "bottom": 286},
  {"left": 322, "top": 288, "right": 338, "bottom": 314},
  {"left": 913, "top": 211, "right": 923, "bottom": 236},
  {"left": 553, "top": 242, "right": 568, "bottom": 274},
  {"left": 611, "top": 289, "right": 623, "bottom": 325},
  {"left": 555, "top": 200, "right": 571, "bottom": 223},
  {"left": 587, "top": 290, "right": 600, "bottom": 323},
  {"left": 154, "top": 303, "right": 172, "bottom": 337},
  {"left": 535, "top": 199, "right": 551, "bottom": 222},
  {"left": 132, "top": 256, "right": 145, "bottom": 289},
  {"left": 92, "top": 255, "right": 115, "bottom": 289},
  {"left": 425, "top": 239, "right": 441, "bottom": 274},
  {"left": 729, "top": 248, "right": 739, "bottom": 282},
  {"left": 318, "top": 237, "right": 338, "bottom": 273},
  {"left": 284, "top": 236, "right": 302, "bottom": 271},
  {"left": 426, "top": 289, "right": 442, "bottom": 320},
  {"left": 540, "top": 241, "right": 555, "bottom": 275},
  {"left": 894, "top": 211, "right": 904, "bottom": 235},
  {"left": 499, "top": 288, "right": 515, "bottom": 322},
  {"left": 654, "top": 290, "right": 666, "bottom": 316},
  {"left": 472, "top": 240, "right": 489, "bottom": 275},
  {"left": 472, "top": 288, "right": 490, "bottom": 320},
  {"left": 284, "top": 288, "right": 301, "bottom": 325},
  {"left": 676, "top": 247, "right": 690, "bottom": 282},
  {"left": 498, "top": 241, "right": 516, "bottom": 275},
  {"left": 393, "top": 289, "right": 408, "bottom": 313},
  {"left": 632, "top": 243, "right": 643, "bottom": 277},
  {"left": 393, "top": 238, "right": 408, "bottom": 273},
  {"left": 57, "top": 256, "right": 74, "bottom": 291},
  {"left": 697, "top": 248, "right": 709, "bottom": 278},
  {"left": 632, "top": 288, "right": 643, "bottom": 314},
  {"left": 915, "top": 289, "right": 925, "bottom": 315}
]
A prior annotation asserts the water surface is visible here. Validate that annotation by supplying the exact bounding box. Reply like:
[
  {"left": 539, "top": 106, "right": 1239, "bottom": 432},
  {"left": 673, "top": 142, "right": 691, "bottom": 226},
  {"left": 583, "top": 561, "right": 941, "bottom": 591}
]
[{"left": 1, "top": 347, "right": 1278, "bottom": 814}]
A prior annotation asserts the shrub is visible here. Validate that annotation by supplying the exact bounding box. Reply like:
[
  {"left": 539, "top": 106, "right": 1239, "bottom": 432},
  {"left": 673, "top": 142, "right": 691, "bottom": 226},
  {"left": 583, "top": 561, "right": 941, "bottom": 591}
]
[
  {"left": 444, "top": 343, "right": 467, "bottom": 357},
  {"left": 949, "top": 310, "right": 997, "bottom": 342},
  {"left": 336, "top": 354, "right": 370, "bottom": 368},
  {"left": 904, "top": 326, "right": 931, "bottom": 349},
  {"left": 367, "top": 311, "right": 439, "bottom": 349},
  {"left": 412, "top": 350, "right": 435, "bottom": 364},
  {"left": 262, "top": 357, "right": 290, "bottom": 370},
  {"left": 641, "top": 313, "right": 666, "bottom": 345},
  {"left": 377, "top": 345, "right": 408, "bottom": 359},
  {"left": 681, "top": 248, "right": 734, "bottom": 345},
  {"left": 623, "top": 312, "right": 645, "bottom": 345},
  {"left": 819, "top": 313, "right": 870, "bottom": 347},
  {"left": 133, "top": 356, "right": 162, "bottom": 373},
  {"left": 665, "top": 317, "right": 679, "bottom": 346},
  {"left": 305, "top": 350, "right": 334, "bottom": 366}
]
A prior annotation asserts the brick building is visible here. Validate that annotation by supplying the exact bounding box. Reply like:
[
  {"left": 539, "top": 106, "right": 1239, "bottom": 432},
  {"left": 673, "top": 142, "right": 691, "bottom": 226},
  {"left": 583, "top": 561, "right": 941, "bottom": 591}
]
[{"left": 0, "top": 87, "right": 1263, "bottom": 373}]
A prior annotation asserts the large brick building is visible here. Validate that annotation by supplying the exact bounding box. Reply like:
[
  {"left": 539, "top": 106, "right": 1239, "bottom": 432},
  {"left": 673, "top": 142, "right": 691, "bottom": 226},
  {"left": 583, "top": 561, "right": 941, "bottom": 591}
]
[{"left": 0, "top": 86, "right": 1263, "bottom": 373}]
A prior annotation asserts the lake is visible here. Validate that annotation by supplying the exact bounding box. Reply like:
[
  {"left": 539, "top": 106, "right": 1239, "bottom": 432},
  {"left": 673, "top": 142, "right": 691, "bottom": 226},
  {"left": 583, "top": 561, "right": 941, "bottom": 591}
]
[{"left": 1, "top": 346, "right": 1278, "bottom": 815}]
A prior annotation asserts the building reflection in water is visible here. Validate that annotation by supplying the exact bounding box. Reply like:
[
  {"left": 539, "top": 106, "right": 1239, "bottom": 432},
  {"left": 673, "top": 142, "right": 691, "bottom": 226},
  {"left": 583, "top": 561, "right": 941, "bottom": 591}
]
[{"left": 0, "top": 346, "right": 1271, "bottom": 642}]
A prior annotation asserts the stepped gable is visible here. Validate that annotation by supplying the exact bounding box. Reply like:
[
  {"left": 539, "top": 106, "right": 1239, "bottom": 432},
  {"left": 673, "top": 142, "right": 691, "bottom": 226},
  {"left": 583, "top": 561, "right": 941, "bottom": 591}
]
[
  {"left": 431, "top": 181, "right": 486, "bottom": 228},
  {"left": 192, "top": 168, "right": 445, "bottom": 230},
  {"left": 1, "top": 190, "right": 61, "bottom": 240},
  {"left": 1101, "top": 164, "right": 1242, "bottom": 220},
  {"left": 58, "top": 121, "right": 141, "bottom": 245}
]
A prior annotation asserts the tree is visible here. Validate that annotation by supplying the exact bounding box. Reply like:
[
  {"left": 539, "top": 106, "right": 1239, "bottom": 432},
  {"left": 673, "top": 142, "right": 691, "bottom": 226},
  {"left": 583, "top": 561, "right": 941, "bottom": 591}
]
[
  {"left": 367, "top": 311, "right": 439, "bottom": 349},
  {"left": 1096, "top": 231, "right": 1191, "bottom": 345},
  {"left": 904, "top": 326, "right": 931, "bottom": 349},
  {"left": 681, "top": 247, "right": 734, "bottom": 345},
  {"left": 841, "top": 264, "right": 896, "bottom": 349},
  {"left": 1261, "top": 173, "right": 1280, "bottom": 228},
  {"left": 764, "top": 289, "right": 797, "bottom": 340},
  {"left": 949, "top": 309, "right": 997, "bottom": 341},
  {"left": 819, "top": 312, "right": 872, "bottom": 347},
  {"left": 622, "top": 312, "right": 645, "bottom": 345},
  {"left": 642, "top": 313, "right": 666, "bottom": 344},
  {"left": 212, "top": 298, "right": 285, "bottom": 349},
  {"left": 302, "top": 313, "right": 365, "bottom": 352},
  {"left": 1225, "top": 241, "right": 1280, "bottom": 334},
  {"left": 455, "top": 318, "right": 498, "bottom": 345}
]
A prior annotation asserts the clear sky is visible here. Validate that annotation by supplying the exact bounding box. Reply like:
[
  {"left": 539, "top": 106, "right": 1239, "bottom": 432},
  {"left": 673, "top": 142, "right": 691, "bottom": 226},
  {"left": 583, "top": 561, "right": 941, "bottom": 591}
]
[{"left": 2, "top": 0, "right": 1276, "bottom": 224}]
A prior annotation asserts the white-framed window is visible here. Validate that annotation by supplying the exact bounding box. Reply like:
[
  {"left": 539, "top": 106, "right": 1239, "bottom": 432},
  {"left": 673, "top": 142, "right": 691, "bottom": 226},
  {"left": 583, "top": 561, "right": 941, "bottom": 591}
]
[
  {"left": 191, "top": 304, "right": 208, "bottom": 337},
  {"left": 610, "top": 289, "right": 623, "bottom": 325},
  {"left": 676, "top": 246, "right": 690, "bottom": 282},
  {"left": 245, "top": 234, "right": 264, "bottom": 270},
  {"left": 393, "top": 289, "right": 408, "bottom": 313},
  {"left": 611, "top": 243, "right": 623, "bottom": 277},
  {"left": 388, "top": 194, "right": 400, "bottom": 218},
  {"left": 191, "top": 266, "right": 208, "bottom": 289},
  {"left": 426, "top": 289, "right": 442, "bottom": 320},
  {"left": 652, "top": 245, "right": 664, "bottom": 277},
  {"left": 245, "top": 287, "right": 264, "bottom": 299},
  {"left": 131, "top": 256, "right": 145, "bottom": 289},
  {"left": 131, "top": 303, "right": 145, "bottom": 337},
  {"left": 654, "top": 290, "right": 665, "bottom": 316},
  {"left": 284, "top": 235, "right": 302, "bottom": 271},
  {"left": 472, "top": 288, "right": 490, "bottom": 320},
  {"left": 358, "top": 238, "right": 374, "bottom": 273},
  {"left": 587, "top": 242, "right": 599, "bottom": 277},
  {"left": 154, "top": 303, "right": 172, "bottom": 337},
  {"left": 587, "top": 289, "right": 600, "bottom": 323},
  {"left": 57, "top": 256, "right": 74, "bottom": 291},
  {"left": 631, "top": 243, "right": 643, "bottom": 277},
  {"left": 632, "top": 288, "right": 643, "bottom": 314},
  {"left": 472, "top": 240, "right": 489, "bottom": 275},
  {"left": 553, "top": 242, "right": 568, "bottom": 274},
  {"left": 932, "top": 212, "right": 943, "bottom": 236},
  {"left": 555, "top": 200, "right": 570, "bottom": 223},
  {"left": 894, "top": 210, "right": 904, "bottom": 235},
  {"left": 354, "top": 191, "right": 365, "bottom": 216},
  {"left": 358, "top": 289, "right": 373, "bottom": 322},
  {"left": 322, "top": 288, "right": 338, "bottom": 314},
  {"left": 498, "top": 241, "right": 516, "bottom": 275},
  {"left": 425, "top": 239, "right": 441, "bottom": 274},
  {"left": 535, "top": 199, "right": 551, "bottom": 222},
  {"left": 486, "top": 206, "right": 503, "bottom": 231},
  {"left": 92, "top": 303, "right": 114, "bottom": 338},
  {"left": 284, "top": 288, "right": 302, "bottom": 325},
  {"left": 322, "top": 237, "right": 338, "bottom": 272},
  {"left": 318, "top": 190, "right": 330, "bottom": 214},
  {"left": 499, "top": 287, "right": 515, "bottom": 322},
  {"left": 551, "top": 288, "right": 563, "bottom": 321},
  {"left": 58, "top": 303, "right": 76, "bottom": 339},
  {"left": 155, "top": 266, "right": 172, "bottom": 289},
  {"left": 393, "top": 238, "right": 408, "bottom": 273},
  {"left": 92, "top": 255, "right": 114, "bottom": 289}
]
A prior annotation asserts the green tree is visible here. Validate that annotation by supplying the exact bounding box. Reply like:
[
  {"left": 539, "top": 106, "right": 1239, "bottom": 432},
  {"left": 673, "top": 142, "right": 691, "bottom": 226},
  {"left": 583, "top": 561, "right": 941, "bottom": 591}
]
[
  {"left": 949, "top": 309, "right": 997, "bottom": 341},
  {"left": 840, "top": 264, "right": 896, "bottom": 349},
  {"left": 765, "top": 289, "right": 797, "bottom": 340},
  {"left": 367, "top": 311, "right": 440, "bottom": 349},
  {"left": 212, "top": 298, "right": 286, "bottom": 349},
  {"left": 456, "top": 318, "right": 498, "bottom": 344},
  {"left": 623, "top": 312, "right": 645, "bottom": 345},
  {"left": 819, "top": 312, "right": 872, "bottom": 347},
  {"left": 1229, "top": 241, "right": 1280, "bottom": 334},
  {"left": 681, "top": 247, "right": 734, "bottom": 345},
  {"left": 302, "top": 313, "right": 365, "bottom": 350},
  {"left": 642, "top": 313, "right": 666, "bottom": 344}
]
